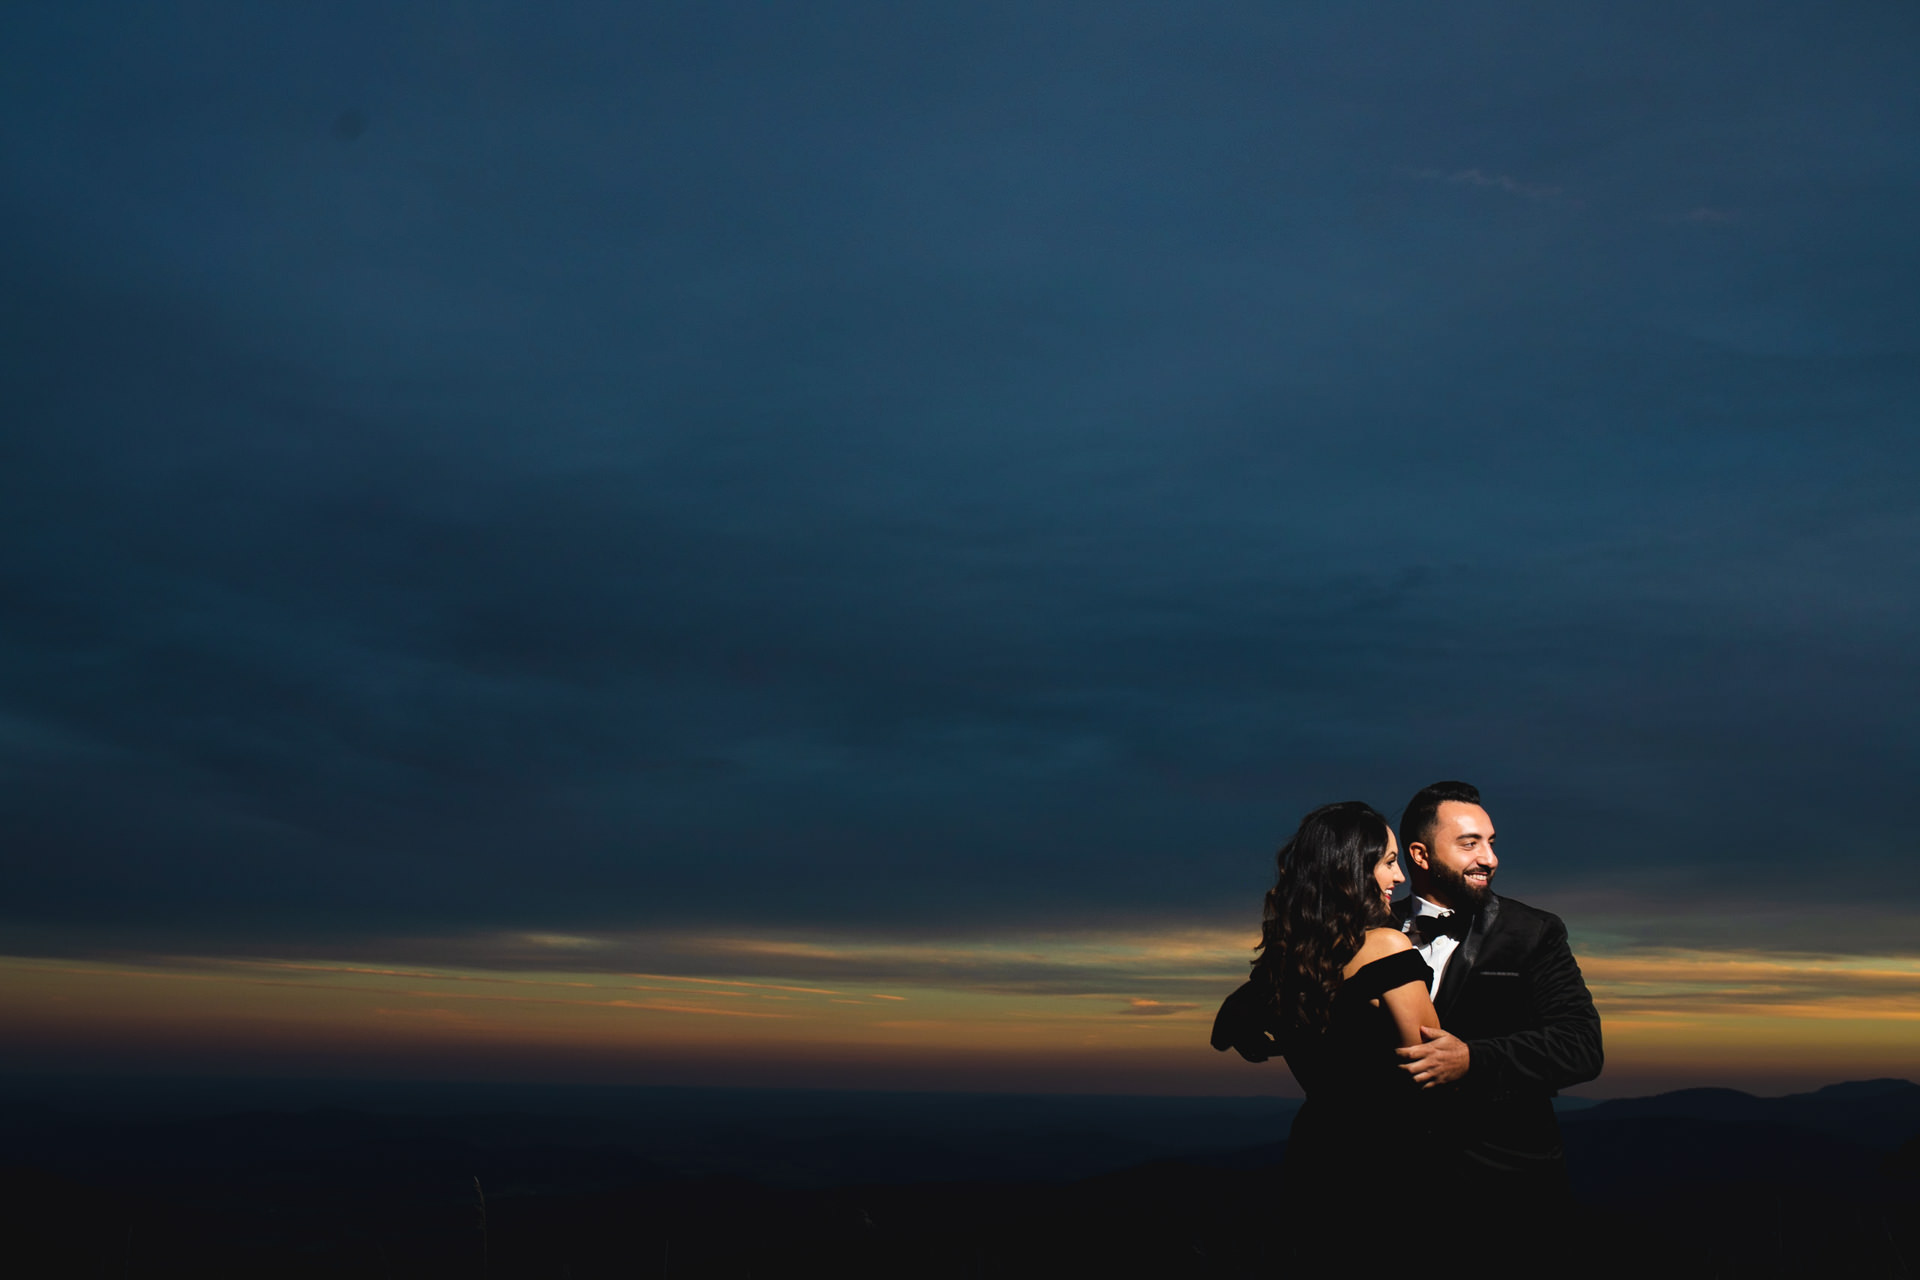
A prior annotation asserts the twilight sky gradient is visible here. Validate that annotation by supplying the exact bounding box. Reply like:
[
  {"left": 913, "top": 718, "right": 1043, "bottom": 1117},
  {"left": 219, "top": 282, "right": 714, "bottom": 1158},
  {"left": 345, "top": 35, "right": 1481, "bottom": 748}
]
[{"left": 2, "top": 1, "right": 1916, "bottom": 1095}]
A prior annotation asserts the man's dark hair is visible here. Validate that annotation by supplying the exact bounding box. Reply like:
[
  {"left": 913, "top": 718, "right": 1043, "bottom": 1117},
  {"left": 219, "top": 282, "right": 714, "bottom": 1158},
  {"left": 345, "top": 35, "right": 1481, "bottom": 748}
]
[{"left": 1399, "top": 780, "right": 1483, "bottom": 856}]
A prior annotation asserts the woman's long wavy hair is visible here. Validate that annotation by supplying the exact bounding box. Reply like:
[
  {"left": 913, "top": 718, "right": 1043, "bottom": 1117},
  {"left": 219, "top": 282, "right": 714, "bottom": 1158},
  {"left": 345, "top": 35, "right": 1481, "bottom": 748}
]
[{"left": 1255, "top": 800, "right": 1396, "bottom": 1043}]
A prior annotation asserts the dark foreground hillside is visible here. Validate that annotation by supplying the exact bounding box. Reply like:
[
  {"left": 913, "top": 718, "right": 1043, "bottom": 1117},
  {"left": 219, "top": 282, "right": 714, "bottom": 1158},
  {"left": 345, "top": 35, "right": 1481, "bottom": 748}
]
[{"left": 1, "top": 1078, "right": 1915, "bottom": 1278}]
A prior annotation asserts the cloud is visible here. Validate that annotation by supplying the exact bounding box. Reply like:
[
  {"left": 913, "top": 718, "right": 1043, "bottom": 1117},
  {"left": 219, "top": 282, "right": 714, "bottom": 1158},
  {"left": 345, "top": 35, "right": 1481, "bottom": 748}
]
[
  {"left": 1585, "top": 951, "right": 1920, "bottom": 1021},
  {"left": 5, "top": 922, "right": 1917, "bottom": 1093},
  {"left": 616, "top": 927, "right": 1259, "bottom": 999},
  {"left": 15, "top": 900, "right": 1920, "bottom": 1013},
  {"left": 1408, "top": 166, "right": 1567, "bottom": 201},
  {"left": 1550, "top": 886, "right": 1920, "bottom": 960}
]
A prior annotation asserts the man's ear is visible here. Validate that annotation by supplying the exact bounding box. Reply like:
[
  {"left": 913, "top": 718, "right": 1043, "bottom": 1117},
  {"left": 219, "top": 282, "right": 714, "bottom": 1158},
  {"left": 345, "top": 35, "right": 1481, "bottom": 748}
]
[{"left": 1406, "top": 842, "right": 1430, "bottom": 872}]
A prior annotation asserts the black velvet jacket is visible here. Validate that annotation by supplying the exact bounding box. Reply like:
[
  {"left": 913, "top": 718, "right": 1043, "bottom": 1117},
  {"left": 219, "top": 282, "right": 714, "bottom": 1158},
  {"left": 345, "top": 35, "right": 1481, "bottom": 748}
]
[{"left": 1403, "top": 893, "right": 1604, "bottom": 1182}]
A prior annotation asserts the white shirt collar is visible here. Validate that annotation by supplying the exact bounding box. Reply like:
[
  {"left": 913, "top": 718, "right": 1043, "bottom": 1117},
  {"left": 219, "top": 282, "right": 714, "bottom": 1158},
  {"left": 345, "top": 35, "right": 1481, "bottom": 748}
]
[{"left": 1411, "top": 895, "right": 1454, "bottom": 918}]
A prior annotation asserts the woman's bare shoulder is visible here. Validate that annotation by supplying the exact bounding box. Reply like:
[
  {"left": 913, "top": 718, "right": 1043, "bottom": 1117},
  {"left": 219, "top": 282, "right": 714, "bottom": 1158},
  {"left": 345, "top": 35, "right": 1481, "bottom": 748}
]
[
  {"left": 1345, "top": 927, "right": 1413, "bottom": 974},
  {"left": 1360, "top": 927, "right": 1413, "bottom": 954}
]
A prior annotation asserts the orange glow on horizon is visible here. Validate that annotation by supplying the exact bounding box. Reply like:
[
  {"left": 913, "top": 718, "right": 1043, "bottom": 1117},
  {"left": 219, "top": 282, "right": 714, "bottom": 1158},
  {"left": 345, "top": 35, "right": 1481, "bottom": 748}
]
[{"left": 2, "top": 927, "right": 1915, "bottom": 1096}]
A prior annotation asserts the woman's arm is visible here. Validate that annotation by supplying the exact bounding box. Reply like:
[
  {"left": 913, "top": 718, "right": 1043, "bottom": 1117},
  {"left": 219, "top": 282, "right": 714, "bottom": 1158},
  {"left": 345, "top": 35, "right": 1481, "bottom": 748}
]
[
  {"left": 1380, "top": 976, "right": 1441, "bottom": 1049},
  {"left": 1347, "top": 928, "right": 1441, "bottom": 1049}
]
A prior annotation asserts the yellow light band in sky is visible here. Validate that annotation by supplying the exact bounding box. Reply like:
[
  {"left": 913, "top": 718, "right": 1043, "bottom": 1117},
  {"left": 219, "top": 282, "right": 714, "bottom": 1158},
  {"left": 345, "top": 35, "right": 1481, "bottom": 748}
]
[{"left": 1, "top": 926, "right": 1914, "bottom": 1095}]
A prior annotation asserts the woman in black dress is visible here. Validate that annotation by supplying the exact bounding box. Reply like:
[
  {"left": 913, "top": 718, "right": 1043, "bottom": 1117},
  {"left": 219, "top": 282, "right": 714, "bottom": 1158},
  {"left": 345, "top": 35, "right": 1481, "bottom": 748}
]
[{"left": 1212, "top": 800, "right": 1440, "bottom": 1190}]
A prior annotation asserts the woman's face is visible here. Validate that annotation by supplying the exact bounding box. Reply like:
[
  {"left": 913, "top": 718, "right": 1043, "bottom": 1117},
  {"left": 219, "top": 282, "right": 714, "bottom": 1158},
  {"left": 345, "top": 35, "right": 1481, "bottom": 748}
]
[{"left": 1373, "top": 830, "right": 1404, "bottom": 908}]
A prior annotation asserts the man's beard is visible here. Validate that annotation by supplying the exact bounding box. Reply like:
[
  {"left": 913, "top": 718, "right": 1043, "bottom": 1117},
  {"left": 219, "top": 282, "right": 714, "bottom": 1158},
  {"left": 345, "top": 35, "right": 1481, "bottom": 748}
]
[{"left": 1430, "top": 861, "right": 1493, "bottom": 913}]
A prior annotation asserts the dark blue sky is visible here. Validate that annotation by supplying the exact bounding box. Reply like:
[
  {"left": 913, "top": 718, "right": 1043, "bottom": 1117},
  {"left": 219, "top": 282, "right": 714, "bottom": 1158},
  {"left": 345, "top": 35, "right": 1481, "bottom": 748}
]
[{"left": 3, "top": 1, "right": 1916, "bottom": 954}]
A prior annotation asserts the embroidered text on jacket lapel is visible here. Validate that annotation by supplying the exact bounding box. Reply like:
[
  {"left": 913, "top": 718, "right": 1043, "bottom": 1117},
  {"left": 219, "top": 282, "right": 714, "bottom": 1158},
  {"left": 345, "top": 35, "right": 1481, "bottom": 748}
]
[{"left": 1435, "top": 894, "right": 1501, "bottom": 1015}]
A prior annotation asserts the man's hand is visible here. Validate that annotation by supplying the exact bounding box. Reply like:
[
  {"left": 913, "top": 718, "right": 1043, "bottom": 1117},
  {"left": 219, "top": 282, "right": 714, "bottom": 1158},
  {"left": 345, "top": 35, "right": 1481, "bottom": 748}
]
[{"left": 1397, "top": 1026, "right": 1470, "bottom": 1088}]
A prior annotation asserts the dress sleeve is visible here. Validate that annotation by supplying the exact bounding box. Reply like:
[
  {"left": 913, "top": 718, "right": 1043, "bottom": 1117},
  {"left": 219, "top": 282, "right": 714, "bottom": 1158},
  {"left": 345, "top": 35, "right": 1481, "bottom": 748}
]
[{"left": 1345, "top": 949, "right": 1433, "bottom": 1000}]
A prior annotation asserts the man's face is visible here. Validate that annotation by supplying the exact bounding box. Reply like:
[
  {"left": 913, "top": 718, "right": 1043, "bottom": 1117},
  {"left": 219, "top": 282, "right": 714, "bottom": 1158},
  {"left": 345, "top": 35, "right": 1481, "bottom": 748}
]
[{"left": 1410, "top": 801, "right": 1497, "bottom": 912}]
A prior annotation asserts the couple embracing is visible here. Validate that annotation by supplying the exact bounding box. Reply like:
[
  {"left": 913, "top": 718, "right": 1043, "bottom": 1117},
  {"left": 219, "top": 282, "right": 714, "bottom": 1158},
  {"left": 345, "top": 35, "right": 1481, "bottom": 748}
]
[{"left": 1212, "top": 781, "right": 1603, "bottom": 1245}]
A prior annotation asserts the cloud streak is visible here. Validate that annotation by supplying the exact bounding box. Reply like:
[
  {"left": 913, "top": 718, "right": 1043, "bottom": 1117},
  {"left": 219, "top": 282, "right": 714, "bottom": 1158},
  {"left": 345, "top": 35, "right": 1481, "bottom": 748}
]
[
  {"left": 5, "top": 909, "right": 1918, "bottom": 1092},
  {"left": 1409, "top": 166, "right": 1569, "bottom": 201}
]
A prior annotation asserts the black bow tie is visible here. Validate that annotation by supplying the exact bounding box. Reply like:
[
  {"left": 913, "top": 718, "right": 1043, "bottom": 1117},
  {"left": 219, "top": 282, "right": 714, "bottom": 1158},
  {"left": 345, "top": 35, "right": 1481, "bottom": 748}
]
[{"left": 1409, "top": 912, "right": 1469, "bottom": 945}]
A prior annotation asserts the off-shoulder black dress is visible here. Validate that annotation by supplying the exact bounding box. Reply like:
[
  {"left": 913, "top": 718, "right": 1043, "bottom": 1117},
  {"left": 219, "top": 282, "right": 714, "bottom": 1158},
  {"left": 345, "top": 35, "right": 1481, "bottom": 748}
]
[
  {"left": 1209, "top": 947, "right": 1435, "bottom": 1188},
  {"left": 1280, "top": 948, "right": 1434, "bottom": 1183}
]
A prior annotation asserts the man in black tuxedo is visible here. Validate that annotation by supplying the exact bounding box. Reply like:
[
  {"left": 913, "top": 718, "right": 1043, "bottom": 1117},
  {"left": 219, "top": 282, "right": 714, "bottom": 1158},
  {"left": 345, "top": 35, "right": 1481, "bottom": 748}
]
[{"left": 1393, "top": 780, "right": 1603, "bottom": 1200}]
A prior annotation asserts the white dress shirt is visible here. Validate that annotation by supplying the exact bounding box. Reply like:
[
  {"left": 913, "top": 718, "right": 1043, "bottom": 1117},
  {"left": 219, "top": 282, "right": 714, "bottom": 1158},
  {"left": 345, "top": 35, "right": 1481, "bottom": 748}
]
[{"left": 1405, "top": 895, "right": 1463, "bottom": 998}]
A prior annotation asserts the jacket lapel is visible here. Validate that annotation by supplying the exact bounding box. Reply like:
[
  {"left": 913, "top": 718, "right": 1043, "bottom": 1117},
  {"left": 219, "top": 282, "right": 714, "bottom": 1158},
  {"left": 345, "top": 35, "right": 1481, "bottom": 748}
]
[{"left": 1435, "top": 894, "right": 1499, "bottom": 1015}]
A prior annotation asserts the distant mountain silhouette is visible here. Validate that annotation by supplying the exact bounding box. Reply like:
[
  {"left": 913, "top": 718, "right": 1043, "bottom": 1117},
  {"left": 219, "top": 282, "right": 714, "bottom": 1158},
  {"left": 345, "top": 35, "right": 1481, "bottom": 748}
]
[
  {"left": 1567, "top": 1077, "right": 1920, "bottom": 1149},
  {"left": 1557, "top": 1077, "right": 1920, "bottom": 1201}
]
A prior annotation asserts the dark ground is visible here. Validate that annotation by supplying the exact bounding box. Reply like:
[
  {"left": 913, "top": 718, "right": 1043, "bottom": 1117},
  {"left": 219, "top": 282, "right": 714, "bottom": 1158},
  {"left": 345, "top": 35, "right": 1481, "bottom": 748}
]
[{"left": 1, "top": 1077, "right": 1914, "bottom": 1277}]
